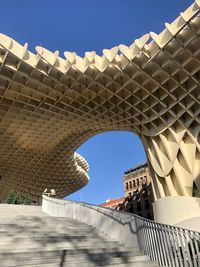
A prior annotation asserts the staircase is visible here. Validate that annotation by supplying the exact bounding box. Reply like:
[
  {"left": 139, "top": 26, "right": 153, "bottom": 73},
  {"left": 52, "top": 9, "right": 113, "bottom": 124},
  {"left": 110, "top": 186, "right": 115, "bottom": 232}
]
[{"left": 0, "top": 205, "right": 158, "bottom": 267}]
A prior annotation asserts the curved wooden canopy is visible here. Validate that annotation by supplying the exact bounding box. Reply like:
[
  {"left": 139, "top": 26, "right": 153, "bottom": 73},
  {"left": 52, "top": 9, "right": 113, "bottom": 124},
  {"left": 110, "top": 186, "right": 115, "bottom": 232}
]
[{"left": 0, "top": 1, "right": 199, "bottom": 203}]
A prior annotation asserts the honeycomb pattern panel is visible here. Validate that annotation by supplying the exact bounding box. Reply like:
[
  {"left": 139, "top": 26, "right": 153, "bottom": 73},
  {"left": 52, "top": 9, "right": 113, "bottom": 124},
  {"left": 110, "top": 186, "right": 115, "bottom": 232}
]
[{"left": 0, "top": 1, "right": 199, "bottom": 202}]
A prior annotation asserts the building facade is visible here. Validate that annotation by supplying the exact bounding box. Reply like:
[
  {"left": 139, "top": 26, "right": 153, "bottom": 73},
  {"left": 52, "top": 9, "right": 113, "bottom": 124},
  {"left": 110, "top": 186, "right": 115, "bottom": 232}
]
[
  {"left": 124, "top": 163, "right": 151, "bottom": 197},
  {"left": 122, "top": 163, "right": 154, "bottom": 219}
]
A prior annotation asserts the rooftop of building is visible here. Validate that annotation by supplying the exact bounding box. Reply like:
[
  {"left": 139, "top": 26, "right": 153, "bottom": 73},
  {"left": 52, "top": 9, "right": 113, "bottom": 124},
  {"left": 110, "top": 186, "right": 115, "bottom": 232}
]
[
  {"left": 100, "top": 197, "right": 125, "bottom": 207},
  {"left": 124, "top": 162, "right": 148, "bottom": 175}
]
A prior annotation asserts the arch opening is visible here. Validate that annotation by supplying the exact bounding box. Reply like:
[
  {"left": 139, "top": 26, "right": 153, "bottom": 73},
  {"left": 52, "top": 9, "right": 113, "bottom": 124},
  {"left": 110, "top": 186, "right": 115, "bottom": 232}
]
[{"left": 67, "top": 130, "right": 147, "bottom": 204}]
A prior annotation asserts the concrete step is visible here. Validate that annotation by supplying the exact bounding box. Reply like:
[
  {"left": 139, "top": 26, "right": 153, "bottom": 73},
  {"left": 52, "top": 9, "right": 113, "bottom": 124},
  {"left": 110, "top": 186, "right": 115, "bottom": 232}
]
[
  {"left": 0, "top": 217, "right": 90, "bottom": 223},
  {"left": 0, "top": 225, "right": 97, "bottom": 231},
  {"left": 0, "top": 236, "right": 116, "bottom": 245},
  {"left": 17, "top": 260, "right": 158, "bottom": 267},
  {"left": 0, "top": 217, "right": 85, "bottom": 223},
  {"left": 0, "top": 218, "right": 87, "bottom": 224},
  {"left": 0, "top": 247, "right": 141, "bottom": 259},
  {"left": 0, "top": 222, "right": 94, "bottom": 228},
  {"left": 0, "top": 227, "right": 102, "bottom": 233},
  {"left": 0, "top": 259, "right": 157, "bottom": 267},
  {"left": 0, "top": 225, "right": 100, "bottom": 231},
  {"left": 0, "top": 247, "right": 157, "bottom": 267},
  {"left": 0, "top": 227, "right": 101, "bottom": 235},
  {"left": 0, "top": 232, "right": 112, "bottom": 240},
  {"left": 0, "top": 240, "right": 123, "bottom": 250},
  {"left": 0, "top": 247, "right": 140, "bottom": 258},
  {"left": 0, "top": 252, "right": 150, "bottom": 267},
  {"left": 0, "top": 205, "right": 159, "bottom": 267}
]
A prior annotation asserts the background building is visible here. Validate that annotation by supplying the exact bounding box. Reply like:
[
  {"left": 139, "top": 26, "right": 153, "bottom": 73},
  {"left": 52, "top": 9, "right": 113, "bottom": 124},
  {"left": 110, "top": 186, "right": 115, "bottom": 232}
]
[
  {"left": 99, "top": 162, "right": 154, "bottom": 220},
  {"left": 124, "top": 163, "right": 150, "bottom": 197},
  {"left": 100, "top": 197, "right": 125, "bottom": 209},
  {"left": 119, "top": 163, "right": 154, "bottom": 219}
]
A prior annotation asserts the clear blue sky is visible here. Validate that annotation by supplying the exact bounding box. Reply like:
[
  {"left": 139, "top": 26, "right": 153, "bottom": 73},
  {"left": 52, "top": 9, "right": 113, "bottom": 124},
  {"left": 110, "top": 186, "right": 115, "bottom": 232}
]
[
  {"left": 71, "top": 131, "right": 146, "bottom": 204},
  {"left": 0, "top": 0, "right": 193, "bottom": 204}
]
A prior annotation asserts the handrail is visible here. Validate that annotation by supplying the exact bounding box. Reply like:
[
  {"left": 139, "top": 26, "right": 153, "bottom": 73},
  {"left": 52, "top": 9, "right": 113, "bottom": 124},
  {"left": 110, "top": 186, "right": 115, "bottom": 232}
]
[
  {"left": 70, "top": 200, "right": 138, "bottom": 224},
  {"left": 43, "top": 194, "right": 144, "bottom": 224},
  {"left": 43, "top": 195, "right": 200, "bottom": 233},
  {"left": 42, "top": 195, "right": 200, "bottom": 267}
]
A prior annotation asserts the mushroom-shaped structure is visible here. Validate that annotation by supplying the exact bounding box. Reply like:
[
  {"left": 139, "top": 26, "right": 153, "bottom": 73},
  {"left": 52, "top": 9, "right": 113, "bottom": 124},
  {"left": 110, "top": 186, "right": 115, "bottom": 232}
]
[{"left": 0, "top": 1, "right": 199, "bottom": 203}]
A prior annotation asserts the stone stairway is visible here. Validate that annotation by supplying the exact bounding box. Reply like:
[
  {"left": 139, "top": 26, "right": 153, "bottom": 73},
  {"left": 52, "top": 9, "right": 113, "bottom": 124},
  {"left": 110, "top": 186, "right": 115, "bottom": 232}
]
[{"left": 0, "top": 205, "right": 158, "bottom": 267}]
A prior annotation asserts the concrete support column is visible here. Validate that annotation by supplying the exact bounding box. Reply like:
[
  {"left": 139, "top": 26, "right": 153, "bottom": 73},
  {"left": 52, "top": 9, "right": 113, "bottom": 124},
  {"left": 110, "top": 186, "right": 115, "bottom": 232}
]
[{"left": 153, "top": 196, "right": 200, "bottom": 230}]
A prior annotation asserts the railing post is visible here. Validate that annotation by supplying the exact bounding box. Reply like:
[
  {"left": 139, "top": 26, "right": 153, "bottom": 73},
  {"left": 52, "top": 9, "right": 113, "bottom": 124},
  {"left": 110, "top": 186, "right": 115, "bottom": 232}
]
[
  {"left": 188, "top": 231, "right": 198, "bottom": 267},
  {"left": 164, "top": 225, "right": 176, "bottom": 267}
]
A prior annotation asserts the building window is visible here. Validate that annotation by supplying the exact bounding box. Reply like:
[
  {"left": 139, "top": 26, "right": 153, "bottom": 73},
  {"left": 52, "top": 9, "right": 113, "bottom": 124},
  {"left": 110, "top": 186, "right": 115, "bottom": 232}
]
[
  {"left": 145, "top": 199, "right": 150, "bottom": 210},
  {"left": 137, "top": 179, "right": 139, "bottom": 186},
  {"left": 126, "top": 182, "right": 128, "bottom": 190},
  {"left": 143, "top": 176, "right": 147, "bottom": 184},
  {"left": 129, "top": 181, "right": 132, "bottom": 189},
  {"left": 133, "top": 180, "right": 136, "bottom": 187},
  {"left": 129, "top": 204, "right": 134, "bottom": 213}
]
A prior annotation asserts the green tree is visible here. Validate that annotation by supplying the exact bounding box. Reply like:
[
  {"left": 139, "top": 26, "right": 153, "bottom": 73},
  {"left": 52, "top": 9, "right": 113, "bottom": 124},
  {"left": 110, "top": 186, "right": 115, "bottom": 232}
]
[
  {"left": 23, "top": 194, "right": 32, "bottom": 205},
  {"left": 14, "top": 193, "right": 21, "bottom": 204},
  {"left": 6, "top": 191, "right": 16, "bottom": 204}
]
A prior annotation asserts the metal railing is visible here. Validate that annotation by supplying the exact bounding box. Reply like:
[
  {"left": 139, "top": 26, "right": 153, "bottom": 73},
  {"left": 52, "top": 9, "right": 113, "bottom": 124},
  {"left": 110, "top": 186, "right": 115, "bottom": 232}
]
[
  {"left": 135, "top": 217, "right": 200, "bottom": 267},
  {"left": 42, "top": 195, "right": 200, "bottom": 267},
  {"left": 69, "top": 200, "right": 200, "bottom": 267}
]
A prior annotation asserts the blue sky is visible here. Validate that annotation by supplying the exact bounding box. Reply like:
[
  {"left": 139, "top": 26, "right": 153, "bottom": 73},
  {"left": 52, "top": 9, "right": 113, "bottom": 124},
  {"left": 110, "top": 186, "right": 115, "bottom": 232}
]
[
  {"left": 73, "top": 132, "right": 146, "bottom": 204},
  {"left": 0, "top": 0, "right": 193, "bottom": 204}
]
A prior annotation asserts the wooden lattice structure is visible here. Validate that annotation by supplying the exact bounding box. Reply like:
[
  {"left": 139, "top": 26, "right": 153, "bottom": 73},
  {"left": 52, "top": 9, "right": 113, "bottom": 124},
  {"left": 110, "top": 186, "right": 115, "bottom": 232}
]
[{"left": 0, "top": 1, "right": 199, "bottom": 203}]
